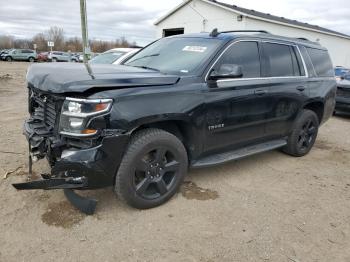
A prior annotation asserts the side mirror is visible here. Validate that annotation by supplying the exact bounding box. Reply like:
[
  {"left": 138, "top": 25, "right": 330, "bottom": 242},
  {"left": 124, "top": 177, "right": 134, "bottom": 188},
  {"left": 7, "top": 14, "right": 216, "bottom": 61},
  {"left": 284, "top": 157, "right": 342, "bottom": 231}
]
[{"left": 209, "top": 64, "right": 243, "bottom": 80}]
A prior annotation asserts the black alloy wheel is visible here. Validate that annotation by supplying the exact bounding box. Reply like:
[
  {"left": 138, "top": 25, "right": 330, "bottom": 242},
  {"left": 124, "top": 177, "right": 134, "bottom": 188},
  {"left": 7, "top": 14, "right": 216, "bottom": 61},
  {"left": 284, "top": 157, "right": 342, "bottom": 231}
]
[
  {"left": 115, "top": 128, "right": 188, "bottom": 209},
  {"left": 133, "top": 147, "right": 180, "bottom": 199},
  {"left": 297, "top": 118, "right": 317, "bottom": 152},
  {"left": 283, "top": 109, "right": 319, "bottom": 157}
]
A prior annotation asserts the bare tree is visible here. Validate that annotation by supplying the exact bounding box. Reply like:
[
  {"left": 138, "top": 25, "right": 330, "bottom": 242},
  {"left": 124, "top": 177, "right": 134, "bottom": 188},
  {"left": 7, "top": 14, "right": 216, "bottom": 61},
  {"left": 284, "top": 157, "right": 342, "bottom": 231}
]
[
  {"left": 46, "top": 26, "right": 65, "bottom": 50},
  {"left": 32, "top": 33, "right": 47, "bottom": 51},
  {"left": 0, "top": 26, "right": 138, "bottom": 52},
  {"left": 0, "top": 35, "right": 15, "bottom": 49},
  {"left": 66, "top": 37, "right": 83, "bottom": 52}
]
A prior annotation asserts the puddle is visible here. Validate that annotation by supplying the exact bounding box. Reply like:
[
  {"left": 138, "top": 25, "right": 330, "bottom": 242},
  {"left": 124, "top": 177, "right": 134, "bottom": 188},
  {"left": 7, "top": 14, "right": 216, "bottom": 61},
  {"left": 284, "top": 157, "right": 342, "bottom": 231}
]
[
  {"left": 41, "top": 201, "right": 85, "bottom": 228},
  {"left": 180, "top": 181, "right": 219, "bottom": 201}
]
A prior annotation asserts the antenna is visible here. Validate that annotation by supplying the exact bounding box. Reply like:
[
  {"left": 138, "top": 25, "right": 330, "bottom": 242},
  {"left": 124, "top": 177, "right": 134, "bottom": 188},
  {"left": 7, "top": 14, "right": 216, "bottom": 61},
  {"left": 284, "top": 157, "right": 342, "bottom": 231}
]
[{"left": 210, "top": 28, "right": 220, "bottom": 37}]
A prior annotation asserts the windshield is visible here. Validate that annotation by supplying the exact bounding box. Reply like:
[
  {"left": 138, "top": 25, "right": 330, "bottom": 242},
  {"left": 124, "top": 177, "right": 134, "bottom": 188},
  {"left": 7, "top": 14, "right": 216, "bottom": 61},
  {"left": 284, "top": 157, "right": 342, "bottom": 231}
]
[
  {"left": 89, "top": 51, "right": 126, "bottom": 64},
  {"left": 124, "top": 37, "right": 222, "bottom": 75}
]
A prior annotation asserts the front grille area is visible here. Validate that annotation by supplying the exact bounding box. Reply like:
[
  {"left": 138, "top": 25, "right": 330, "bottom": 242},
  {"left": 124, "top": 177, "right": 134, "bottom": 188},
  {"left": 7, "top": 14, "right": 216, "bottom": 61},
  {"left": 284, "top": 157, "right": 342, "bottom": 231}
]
[
  {"left": 29, "top": 88, "right": 61, "bottom": 132},
  {"left": 337, "top": 87, "right": 350, "bottom": 98}
]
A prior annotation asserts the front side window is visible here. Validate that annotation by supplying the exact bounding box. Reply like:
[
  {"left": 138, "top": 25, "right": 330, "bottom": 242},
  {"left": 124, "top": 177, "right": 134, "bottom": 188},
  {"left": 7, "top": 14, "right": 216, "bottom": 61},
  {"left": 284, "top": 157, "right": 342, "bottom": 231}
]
[
  {"left": 216, "top": 41, "right": 261, "bottom": 78},
  {"left": 125, "top": 37, "right": 222, "bottom": 75},
  {"left": 263, "top": 42, "right": 301, "bottom": 77}
]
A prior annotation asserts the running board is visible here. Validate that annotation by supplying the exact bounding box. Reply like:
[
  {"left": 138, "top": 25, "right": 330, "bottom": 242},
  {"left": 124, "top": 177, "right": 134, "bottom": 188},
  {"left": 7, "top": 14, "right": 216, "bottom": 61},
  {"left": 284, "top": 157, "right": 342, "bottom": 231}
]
[{"left": 191, "top": 139, "right": 287, "bottom": 168}]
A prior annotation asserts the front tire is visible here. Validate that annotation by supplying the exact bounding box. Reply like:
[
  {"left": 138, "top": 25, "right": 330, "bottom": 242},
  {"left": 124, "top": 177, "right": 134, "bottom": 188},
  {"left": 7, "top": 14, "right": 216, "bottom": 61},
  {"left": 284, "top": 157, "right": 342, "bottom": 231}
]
[
  {"left": 115, "top": 128, "right": 188, "bottom": 209},
  {"left": 283, "top": 109, "right": 319, "bottom": 157},
  {"left": 6, "top": 56, "right": 12, "bottom": 62}
]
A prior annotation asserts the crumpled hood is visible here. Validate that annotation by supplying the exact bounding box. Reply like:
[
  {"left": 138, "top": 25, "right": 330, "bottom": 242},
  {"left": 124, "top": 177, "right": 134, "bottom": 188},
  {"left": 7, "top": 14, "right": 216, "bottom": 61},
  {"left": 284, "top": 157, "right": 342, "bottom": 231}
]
[{"left": 27, "top": 63, "right": 180, "bottom": 93}]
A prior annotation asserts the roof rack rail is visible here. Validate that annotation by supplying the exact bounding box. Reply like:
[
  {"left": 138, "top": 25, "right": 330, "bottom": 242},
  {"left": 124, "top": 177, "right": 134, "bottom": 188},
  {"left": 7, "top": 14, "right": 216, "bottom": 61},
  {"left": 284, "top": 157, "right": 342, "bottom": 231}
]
[
  {"left": 209, "top": 28, "right": 269, "bottom": 37},
  {"left": 220, "top": 30, "right": 270, "bottom": 34}
]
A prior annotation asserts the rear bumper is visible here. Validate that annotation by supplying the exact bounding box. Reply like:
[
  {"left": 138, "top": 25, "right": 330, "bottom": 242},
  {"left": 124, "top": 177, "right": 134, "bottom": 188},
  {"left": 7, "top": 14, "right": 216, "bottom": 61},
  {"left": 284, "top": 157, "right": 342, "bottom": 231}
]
[
  {"left": 22, "top": 118, "right": 130, "bottom": 189},
  {"left": 335, "top": 97, "right": 350, "bottom": 112}
]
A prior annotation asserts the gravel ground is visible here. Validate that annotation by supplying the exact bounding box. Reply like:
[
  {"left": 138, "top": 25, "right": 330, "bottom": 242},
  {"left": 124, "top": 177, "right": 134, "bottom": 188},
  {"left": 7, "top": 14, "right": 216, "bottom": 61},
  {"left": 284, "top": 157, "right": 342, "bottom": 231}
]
[{"left": 0, "top": 62, "right": 350, "bottom": 262}]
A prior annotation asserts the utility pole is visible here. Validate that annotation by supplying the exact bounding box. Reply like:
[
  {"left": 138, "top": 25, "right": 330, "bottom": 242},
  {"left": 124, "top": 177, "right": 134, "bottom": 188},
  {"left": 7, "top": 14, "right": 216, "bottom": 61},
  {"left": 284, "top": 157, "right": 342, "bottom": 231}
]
[{"left": 80, "top": 0, "right": 90, "bottom": 63}]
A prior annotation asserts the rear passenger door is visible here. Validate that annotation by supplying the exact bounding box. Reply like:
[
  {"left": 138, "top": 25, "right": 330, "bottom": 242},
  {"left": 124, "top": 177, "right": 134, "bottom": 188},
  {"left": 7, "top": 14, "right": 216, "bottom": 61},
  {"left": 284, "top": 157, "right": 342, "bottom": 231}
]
[{"left": 261, "top": 41, "right": 308, "bottom": 138}]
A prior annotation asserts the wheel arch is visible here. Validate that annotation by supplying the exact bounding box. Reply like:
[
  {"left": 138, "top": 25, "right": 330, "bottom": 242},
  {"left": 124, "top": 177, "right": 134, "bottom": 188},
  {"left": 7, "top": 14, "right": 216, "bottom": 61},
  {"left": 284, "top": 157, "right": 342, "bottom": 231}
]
[
  {"left": 303, "top": 100, "right": 324, "bottom": 124},
  {"left": 130, "top": 119, "right": 198, "bottom": 161}
]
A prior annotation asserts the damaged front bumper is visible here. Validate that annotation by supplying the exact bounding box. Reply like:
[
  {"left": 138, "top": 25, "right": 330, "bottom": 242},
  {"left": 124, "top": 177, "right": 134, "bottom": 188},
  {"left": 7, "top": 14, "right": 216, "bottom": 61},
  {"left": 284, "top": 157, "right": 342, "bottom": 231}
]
[
  {"left": 14, "top": 119, "right": 130, "bottom": 190},
  {"left": 13, "top": 119, "right": 130, "bottom": 214}
]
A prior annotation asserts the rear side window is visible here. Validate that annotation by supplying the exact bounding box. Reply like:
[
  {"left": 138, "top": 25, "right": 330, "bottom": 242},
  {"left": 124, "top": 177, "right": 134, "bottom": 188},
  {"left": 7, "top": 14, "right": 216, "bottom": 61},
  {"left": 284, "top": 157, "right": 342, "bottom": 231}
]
[
  {"left": 263, "top": 42, "right": 301, "bottom": 77},
  {"left": 217, "top": 41, "right": 260, "bottom": 78},
  {"left": 306, "top": 48, "right": 333, "bottom": 77}
]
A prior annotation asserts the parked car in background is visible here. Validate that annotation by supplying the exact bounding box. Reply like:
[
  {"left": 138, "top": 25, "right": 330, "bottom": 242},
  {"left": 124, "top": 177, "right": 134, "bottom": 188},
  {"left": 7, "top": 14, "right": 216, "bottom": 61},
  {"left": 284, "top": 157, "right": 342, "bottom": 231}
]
[
  {"left": 2, "top": 49, "right": 37, "bottom": 62},
  {"left": 89, "top": 48, "right": 140, "bottom": 64},
  {"left": 0, "top": 49, "right": 10, "bottom": 56},
  {"left": 48, "top": 51, "right": 78, "bottom": 62},
  {"left": 71, "top": 53, "right": 81, "bottom": 62},
  {"left": 0, "top": 49, "right": 12, "bottom": 60},
  {"left": 334, "top": 66, "right": 349, "bottom": 83},
  {"left": 37, "top": 52, "right": 49, "bottom": 62},
  {"left": 78, "top": 52, "right": 101, "bottom": 62},
  {"left": 335, "top": 73, "right": 350, "bottom": 114}
]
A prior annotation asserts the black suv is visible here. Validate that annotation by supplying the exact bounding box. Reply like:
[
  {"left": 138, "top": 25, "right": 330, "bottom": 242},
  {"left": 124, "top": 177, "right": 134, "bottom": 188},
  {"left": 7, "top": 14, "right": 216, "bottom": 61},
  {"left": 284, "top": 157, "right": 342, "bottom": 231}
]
[{"left": 14, "top": 30, "right": 336, "bottom": 212}]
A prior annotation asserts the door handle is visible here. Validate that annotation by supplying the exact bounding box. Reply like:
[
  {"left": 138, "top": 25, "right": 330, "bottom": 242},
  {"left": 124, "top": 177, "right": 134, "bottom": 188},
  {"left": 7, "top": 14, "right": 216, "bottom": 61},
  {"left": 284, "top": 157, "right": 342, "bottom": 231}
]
[
  {"left": 296, "top": 86, "right": 306, "bottom": 91},
  {"left": 254, "top": 89, "right": 268, "bottom": 95}
]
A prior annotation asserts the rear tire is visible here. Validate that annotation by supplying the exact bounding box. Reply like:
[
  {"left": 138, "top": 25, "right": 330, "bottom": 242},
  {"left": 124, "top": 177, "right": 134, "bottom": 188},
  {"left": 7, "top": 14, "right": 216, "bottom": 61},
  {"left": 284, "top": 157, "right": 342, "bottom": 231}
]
[
  {"left": 115, "top": 128, "right": 188, "bottom": 209},
  {"left": 28, "top": 57, "right": 35, "bottom": 62},
  {"left": 283, "top": 109, "right": 319, "bottom": 157}
]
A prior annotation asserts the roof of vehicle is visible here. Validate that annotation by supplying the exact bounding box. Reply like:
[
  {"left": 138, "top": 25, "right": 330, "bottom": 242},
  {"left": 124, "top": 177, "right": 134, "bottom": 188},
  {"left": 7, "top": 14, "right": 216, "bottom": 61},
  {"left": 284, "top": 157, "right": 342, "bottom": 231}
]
[{"left": 169, "top": 30, "right": 325, "bottom": 49}]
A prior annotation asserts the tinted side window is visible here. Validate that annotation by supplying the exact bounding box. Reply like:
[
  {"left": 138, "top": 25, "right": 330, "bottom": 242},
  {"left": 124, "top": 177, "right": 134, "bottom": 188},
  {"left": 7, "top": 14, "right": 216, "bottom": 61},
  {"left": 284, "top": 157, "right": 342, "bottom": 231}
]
[
  {"left": 306, "top": 48, "right": 333, "bottom": 77},
  {"left": 299, "top": 46, "right": 316, "bottom": 77},
  {"left": 263, "top": 43, "right": 297, "bottom": 77},
  {"left": 217, "top": 41, "right": 260, "bottom": 78}
]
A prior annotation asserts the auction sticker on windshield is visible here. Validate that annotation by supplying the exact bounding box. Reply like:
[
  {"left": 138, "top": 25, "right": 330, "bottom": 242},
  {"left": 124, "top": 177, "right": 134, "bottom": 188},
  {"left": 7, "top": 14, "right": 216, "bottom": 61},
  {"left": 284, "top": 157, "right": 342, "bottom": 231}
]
[{"left": 182, "top": 46, "right": 207, "bottom": 52}]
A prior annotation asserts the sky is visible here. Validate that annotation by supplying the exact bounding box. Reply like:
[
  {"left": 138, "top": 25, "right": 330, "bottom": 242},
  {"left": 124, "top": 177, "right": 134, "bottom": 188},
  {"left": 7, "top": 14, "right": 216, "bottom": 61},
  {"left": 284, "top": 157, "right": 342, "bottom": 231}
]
[{"left": 0, "top": 0, "right": 349, "bottom": 46}]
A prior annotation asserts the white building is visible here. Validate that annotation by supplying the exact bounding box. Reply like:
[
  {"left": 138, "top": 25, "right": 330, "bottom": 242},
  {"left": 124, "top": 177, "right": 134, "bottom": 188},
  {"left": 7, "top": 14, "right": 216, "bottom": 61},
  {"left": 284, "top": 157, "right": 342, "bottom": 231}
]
[{"left": 154, "top": 0, "right": 350, "bottom": 67}]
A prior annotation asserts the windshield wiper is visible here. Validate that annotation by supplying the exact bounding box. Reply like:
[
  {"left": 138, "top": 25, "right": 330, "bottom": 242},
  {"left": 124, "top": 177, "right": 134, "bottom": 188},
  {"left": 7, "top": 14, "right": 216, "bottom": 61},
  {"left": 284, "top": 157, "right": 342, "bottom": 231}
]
[
  {"left": 127, "top": 53, "right": 160, "bottom": 64},
  {"left": 133, "top": 65, "right": 160, "bottom": 72}
]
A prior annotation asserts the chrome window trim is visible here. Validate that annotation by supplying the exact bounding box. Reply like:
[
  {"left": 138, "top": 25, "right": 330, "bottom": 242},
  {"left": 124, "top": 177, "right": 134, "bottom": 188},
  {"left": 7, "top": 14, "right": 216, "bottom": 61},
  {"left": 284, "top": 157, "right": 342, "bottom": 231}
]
[
  {"left": 303, "top": 47, "right": 317, "bottom": 77},
  {"left": 205, "top": 39, "right": 309, "bottom": 83}
]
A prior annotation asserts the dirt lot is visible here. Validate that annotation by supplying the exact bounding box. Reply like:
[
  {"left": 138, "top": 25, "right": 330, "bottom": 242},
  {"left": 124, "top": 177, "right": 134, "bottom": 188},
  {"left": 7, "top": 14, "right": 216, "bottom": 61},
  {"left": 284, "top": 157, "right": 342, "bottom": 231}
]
[{"left": 0, "top": 62, "right": 350, "bottom": 262}]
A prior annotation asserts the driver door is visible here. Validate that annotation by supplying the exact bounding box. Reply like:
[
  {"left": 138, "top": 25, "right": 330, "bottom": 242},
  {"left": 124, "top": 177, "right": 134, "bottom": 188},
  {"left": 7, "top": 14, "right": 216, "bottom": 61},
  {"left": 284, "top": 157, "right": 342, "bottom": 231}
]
[{"left": 203, "top": 40, "right": 271, "bottom": 153}]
